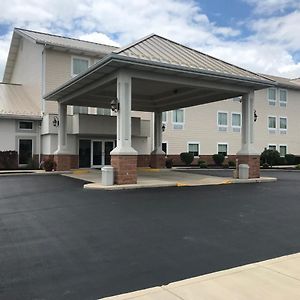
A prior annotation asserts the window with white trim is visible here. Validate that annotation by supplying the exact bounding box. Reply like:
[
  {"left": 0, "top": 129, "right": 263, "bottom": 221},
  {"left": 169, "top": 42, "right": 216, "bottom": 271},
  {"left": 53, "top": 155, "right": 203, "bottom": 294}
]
[
  {"left": 279, "top": 145, "right": 287, "bottom": 157},
  {"left": 72, "top": 57, "right": 89, "bottom": 77},
  {"left": 268, "top": 116, "right": 276, "bottom": 130},
  {"left": 268, "top": 144, "right": 277, "bottom": 151},
  {"left": 218, "top": 112, "right": 228, "bottom": 131},
  {"left": 268, "top": 88, "right": 276, "bottom": 106},
  {"left": 231, "top": 113, "right": 241, "bottom": 132},
  {"left": 97, "top": 108, "right": 111, "bottom": 116},
  {"left": 279, "top": 89, "right": 287, "bottom": 107},
  {"left": 173, "top": 109, "right": 184, "bottom": 129},
  {"left": 279, "top": 117, "right": 287, "bottom": 131},
  {"left": 73, "top": 106, "right": 88, "bottom": 114},
  {"left": 218, "top": 143, "right": 228, "bottom": 156},
  {"left": 188, "top": 143, "right": 199, "bottom": 156},
  {"left": 162, "top": 111, "right": 167, "bottom": 123},
  {"left": 19, "top": 121, "right": 33, "bottom": 130}
]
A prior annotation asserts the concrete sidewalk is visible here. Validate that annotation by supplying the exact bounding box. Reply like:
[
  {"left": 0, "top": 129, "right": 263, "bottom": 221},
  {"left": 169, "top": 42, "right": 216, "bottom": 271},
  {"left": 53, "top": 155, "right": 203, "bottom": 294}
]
[
  {"left": 100, "top": 252, "right": 300, "bottom": 299},
  {"left": 63, "top": 168, "right": 276, "bottom": 190}
]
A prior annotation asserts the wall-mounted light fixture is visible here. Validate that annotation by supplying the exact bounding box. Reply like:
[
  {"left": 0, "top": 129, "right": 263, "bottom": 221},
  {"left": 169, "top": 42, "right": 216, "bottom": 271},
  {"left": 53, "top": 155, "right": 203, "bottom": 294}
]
[
  {"left": 111, "top": 99, "right": 119, "bottom": 112},
  {"left": 162, "top": 123, "right": 166, "bottom": 132},
  {"left": 254, "top": 110, "right": 258, "bottom": 122},
  {"left": 53, "top": 116, "right": 59, "bottom": 127}
]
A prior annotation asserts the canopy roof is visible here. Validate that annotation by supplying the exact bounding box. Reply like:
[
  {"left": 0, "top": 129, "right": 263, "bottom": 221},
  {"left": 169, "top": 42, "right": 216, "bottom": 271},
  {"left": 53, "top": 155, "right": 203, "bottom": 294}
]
[{"left": 44, "top": 34, "right": 275, "bottom": 112}]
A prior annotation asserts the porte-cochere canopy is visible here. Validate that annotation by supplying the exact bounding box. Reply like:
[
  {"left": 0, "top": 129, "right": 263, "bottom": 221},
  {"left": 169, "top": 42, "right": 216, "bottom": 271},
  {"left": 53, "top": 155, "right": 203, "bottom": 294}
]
[
  {"left": 44, "top": 34, "right": 275, "bottom": 112},
  {"left": 44, "top": 34, "right": 276, "bottom": 185}
]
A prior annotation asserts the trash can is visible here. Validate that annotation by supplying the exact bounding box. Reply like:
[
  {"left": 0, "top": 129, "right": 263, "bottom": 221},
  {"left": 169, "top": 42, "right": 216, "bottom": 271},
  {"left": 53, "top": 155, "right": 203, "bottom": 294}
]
[
  {"left": 102, "top": 166, "right": 114, "bottom": 186},
  {"left": 239, "top": 164, "right": 249, "bottom": 179}
]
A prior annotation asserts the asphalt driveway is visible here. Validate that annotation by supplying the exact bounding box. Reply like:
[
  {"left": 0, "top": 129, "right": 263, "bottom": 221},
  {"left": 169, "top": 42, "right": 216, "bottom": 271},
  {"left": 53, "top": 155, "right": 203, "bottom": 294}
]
[{"left": 0, "top": 171, "right": 300, "bottom": 299}]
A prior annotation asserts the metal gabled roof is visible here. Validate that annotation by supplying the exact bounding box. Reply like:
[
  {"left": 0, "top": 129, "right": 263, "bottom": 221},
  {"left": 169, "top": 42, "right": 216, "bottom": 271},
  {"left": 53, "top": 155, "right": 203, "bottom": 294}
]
[
  {"left": 16, "top": 28, "right": 118, "bottom": 54},
  {"left": 260, "top": 74, "right": 300, "bottom": 90},
  {"left": 114, "top": 34, "right": 270, "bottom": 83},
  {"left": 0, "top": 83, "right": 41, "bottom": 119}
]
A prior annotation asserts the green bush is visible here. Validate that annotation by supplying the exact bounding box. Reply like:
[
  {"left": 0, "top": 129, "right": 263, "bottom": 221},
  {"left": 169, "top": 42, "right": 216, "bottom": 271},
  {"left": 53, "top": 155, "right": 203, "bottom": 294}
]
[
  {"left": 198, "top": 160, "right": 206, "bottom": 165},
  {"left": 285, "top": 154, "right": 296, "bottom": 165},
  {"left": 277, "top": 157, "right": 287, "bottom": 165},
  {"left": 199, "top": 162, "right": 208, "bottom": 168},
  {"left": 180, "top": 152, "right": 194, "bottom": 166},
  {"left": 223, "top": 163, "right": 229, "bottom": 169},
  {"left": 295, "top": 164, "right": 300, "bottom": 170},
  {"left": 260, "top": 149, "right": 280, "bottom": 167},
  {"left": 228, "top": 160, "right": 236, "bottom": 168},
  {"left": 165, "top": 158, "right": 173, "bottom": 169},
  {"left": 212, "top": 154, "right": 225, "bottom": 166},
  {"left": 43, "top": 159, "right": 57, "bottom": 172},
  {"left": 262, "top": 163, "right": 270, "bottom": 169}
]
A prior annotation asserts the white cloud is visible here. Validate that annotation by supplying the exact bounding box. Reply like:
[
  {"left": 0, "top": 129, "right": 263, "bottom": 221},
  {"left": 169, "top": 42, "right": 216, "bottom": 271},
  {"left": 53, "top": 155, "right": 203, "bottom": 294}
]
[
  {"left": 0, "top": 0, "right": 300, "bottom": 79},
  {"left": 244, "top": 0, "right": 300, "bottom": 15},
  {"left": 78, "top": 32, "right": 119, "bottom": 47}
]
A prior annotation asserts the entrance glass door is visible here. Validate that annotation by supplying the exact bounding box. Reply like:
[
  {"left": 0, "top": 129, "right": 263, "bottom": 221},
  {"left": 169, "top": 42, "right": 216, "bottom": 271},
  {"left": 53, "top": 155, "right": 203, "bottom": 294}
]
[
  {"left": 92, "top": 141, "right": 102, "bottom": 167},
  {"left": 104, "top": 141, "right": 114, "bottom": 165}
]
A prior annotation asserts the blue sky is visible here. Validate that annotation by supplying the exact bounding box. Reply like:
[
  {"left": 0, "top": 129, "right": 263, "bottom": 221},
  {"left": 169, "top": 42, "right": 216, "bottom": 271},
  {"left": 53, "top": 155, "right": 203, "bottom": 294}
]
[{"left": 0, "top": 0, "right": 300, "bottom": 79}]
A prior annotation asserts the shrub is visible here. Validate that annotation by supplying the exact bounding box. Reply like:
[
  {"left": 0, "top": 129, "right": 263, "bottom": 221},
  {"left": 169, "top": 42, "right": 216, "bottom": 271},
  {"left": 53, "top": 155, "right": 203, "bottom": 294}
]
[
  {"left": 228, "top": 160, "right": 236, "bottom": 168},
  {"left": 285, "top": 154, "right": 296, "bottom": 165},
  {"left": 223, "top": 163, "right": 229, "bottom": 169},
  {"left": 295, "top": 164, "right": 300, "bottom": 170},
  {"left": 43, "top": 159, "right": 57, "bottom": 172},
  {"left": 277, "top": 157, "right": 287, "bottom": 165},
  {"left": 262, "top": 163, "right": 270, "bottom": 169},
  {"left": 295, "top": 156, "right": 300, "bottom": 165},
  {"left": 199, "top": 161, "right": 208, "bottom": 168},
  {"left": 165, "top": 158, "right": 173, "bottom": 169},
  {"left": 198, "top": 160, "right": 206, "bottom": 165},
  {"left": 212, "top": 154, "right": 225, "bottom": 166},
  {"left": 180, "top": 152, "right": 194, "bottom": 166},
  {"left": 0, "top": 151, "right": 18, "bottom": 170},
  {"left": 260, "top": 149, "right": 280, "bottom": 167}
]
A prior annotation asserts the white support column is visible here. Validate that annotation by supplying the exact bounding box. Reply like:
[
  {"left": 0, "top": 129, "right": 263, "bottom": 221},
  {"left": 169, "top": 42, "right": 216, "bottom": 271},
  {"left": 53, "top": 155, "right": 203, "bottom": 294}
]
[
  {"left": 237, "top": 91, "right": 259, "bottom": 155},
  {"left": 111, "top": 71, "right": 137, "bottom": 155},
  {"left": 54, "top": 103, "right": 68, "bottom": 154},
  {"left": 151, "top": 111, "right": 165, "bottom": 155}
]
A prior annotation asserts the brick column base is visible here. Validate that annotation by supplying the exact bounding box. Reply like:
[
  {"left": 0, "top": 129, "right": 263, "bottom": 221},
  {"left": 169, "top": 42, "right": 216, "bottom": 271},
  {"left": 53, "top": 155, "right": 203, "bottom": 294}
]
[
  {"left": 150, "top": 154, "right": 165, "bottom": 169},
  {"left": 111, "top": 155, "right": 137, "bottom": 185},
  {"left": 237, "top": 155, "right": 260, "bottom": 178},
  {"left": 54, "top": 154, "right": 79, "bottom": 171}
]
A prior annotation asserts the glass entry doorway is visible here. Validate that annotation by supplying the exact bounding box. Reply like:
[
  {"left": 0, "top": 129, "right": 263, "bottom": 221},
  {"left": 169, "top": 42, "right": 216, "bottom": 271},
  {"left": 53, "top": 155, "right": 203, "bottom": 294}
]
[{"left": 79, "top": 139, "right": 115, "bottom": 168}]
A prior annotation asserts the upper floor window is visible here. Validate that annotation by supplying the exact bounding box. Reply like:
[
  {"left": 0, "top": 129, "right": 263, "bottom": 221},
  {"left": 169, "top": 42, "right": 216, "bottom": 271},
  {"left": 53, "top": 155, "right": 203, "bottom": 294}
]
[
  {"left": 162, "top": 111, "right": 167, "bottom": 123},
  {"left": 72, "top": 57, "right": 89, "bottom": 77},
  {"left": 97, "top": 108, "right": 111, "bottom": 116},
  {"left": 73, "top": 106, "right": 88, "bottom": 114},
  {"left": 268, "top": 116, "right": 276, "bottom": 130},
  {"left": 173, "top": 109, "right": 184, "bottom": 129},
  {"left": 279, "top": 89, "right": 287, "bottom": 107},
  {"left": 279, "top": 117, "right": 287, "bottom": 131},
  {"left": 231, "top": 113, "right": 241, "bottom": 132},
  {"left": 188, "top": 143, "right": 199, "bottom": 156},
  {"left": 19, "top": 121, "right": 33, "bottom": 130},
  {"left": 218, "top": 112, "right": 228, "bottom": 131},
  {"left": 268, "top": 88, "right": 276, "bottom": 106}
]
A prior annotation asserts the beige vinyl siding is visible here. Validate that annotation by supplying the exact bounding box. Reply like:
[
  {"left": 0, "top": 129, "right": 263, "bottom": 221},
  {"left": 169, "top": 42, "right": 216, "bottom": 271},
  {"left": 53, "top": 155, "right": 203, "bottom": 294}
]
[{"left": 10, "top": 37, "right": 43, "bottom": 108}]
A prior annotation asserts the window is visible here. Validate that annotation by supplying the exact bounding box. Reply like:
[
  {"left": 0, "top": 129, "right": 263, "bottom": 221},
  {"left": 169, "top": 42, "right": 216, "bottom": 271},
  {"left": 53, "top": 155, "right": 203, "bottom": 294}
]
[
  {"left": 173, "top": 109, "right": 184, "bottom": 129},
  {"left": 279, "top": 117, "right": 287, "bottom": 130},
  {"left": 268, "top": 88, "right": 276, "bottom": 105},
  {"left": 162, "top": 142, "right": 167, "bottom": 154},
  {"left": 268, "top": 144, "right": 277, "bottom": 151},
  {"left": 97, "top": 108, "right": 111, "bottom": 116},
  {"left": 72, "top": 57, "right": 89, "bottom": 77},
  {"left": 218, "top": 112, "right": 228, "bottom": 131},
  {"left": 231, "top": 113, "right": 241, "bottom": 132},
  {"left": 162, "top": 111, "right": 167, "bottom": 123},
  {"left": 279, "top": 89, "right": 287, "bottom": 107},
  {"left": 19, "top": 121, "right": 33, "bottom": 130},
  {"left": 73, "top": 106, "right": 88, "bottom": 114},
  {"left": 188, "top": 143, "right": 199, "bottom": 156},
  {"left": 218, "top": 143, "right": 228, "bottom": 156},
  {"left": 279, "top": 145, "right": 287, "bottom": 157},
  {"left": 268, "top": 116, "right": 276, "bottom": 130}
]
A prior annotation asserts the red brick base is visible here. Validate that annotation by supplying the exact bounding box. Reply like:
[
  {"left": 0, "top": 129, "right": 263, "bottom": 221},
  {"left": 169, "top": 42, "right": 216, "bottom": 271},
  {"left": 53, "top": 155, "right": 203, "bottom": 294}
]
[
  {"left": 150, "top": 154, "right": 165, "bottom": 169},
  {"left": 237, "top": 155, "right": 260, "bottom": 178},
  {"left": 53, "top": 154, "right": 79, "bottom": 171},
  {"left": 137, "top": 155, "right": 150, "bottom": 167},
  {"left": 111, "top": 155, "right": 137, "bottom": 185}
]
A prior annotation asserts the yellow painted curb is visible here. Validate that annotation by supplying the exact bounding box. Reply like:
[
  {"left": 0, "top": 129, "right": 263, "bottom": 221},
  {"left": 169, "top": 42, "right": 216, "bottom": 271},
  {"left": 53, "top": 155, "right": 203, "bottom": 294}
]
[
  {"left": 222, "top": 180, "right": 232, "bottom": 184},
  {"left": 138, "top": 168, "right": 161, "bottom": 172},
  {"left": 176, "top": 182, "right": 189, "bottom": 187}
]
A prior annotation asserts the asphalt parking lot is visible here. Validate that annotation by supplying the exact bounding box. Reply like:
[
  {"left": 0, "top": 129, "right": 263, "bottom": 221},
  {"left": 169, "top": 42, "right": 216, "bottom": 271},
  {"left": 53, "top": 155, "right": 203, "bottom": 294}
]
[{"left": 0, "top": 170, "right": 300, "bottom": 300}]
